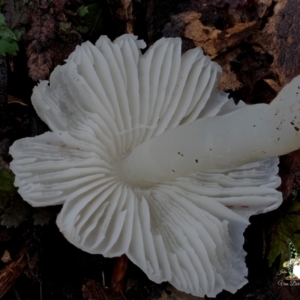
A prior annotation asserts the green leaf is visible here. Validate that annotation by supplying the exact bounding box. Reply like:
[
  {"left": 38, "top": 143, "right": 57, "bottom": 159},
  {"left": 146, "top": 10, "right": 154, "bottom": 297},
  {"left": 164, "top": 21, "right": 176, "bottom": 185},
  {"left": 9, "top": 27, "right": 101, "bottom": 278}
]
[
  {"left": 0, "top": 38, "right": 18, "bottom": 56},
  {"left": 0, "top": 166, "right": 17, "bottom": 217},
  {"left": 80, "top": 2, "right": 104, "bottom": 39},
  {"left": 268, "top": 198, "right": 300, "bottom": 268},
  {"left": 12, "top": 27, "right": 25, "bottom": 41},
  {"left": 0, "top": 13, "right": 19, "bottom": 56},
  {"left": 77, "top": 6, "right": 89, "bottom": 17},
  {"left": 0, "top": 30, "right": 18, "bottom": 56},
  {"left": 0, "top": 166, "right": 16, "bottom": 193}
]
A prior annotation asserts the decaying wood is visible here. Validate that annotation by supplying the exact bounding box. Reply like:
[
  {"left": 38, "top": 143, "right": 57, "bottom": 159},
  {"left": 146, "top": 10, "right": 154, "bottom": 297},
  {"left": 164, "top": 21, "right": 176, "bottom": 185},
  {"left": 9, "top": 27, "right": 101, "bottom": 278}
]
[
  {"left": 183, "top": 13, "right": 259, "bottom": 58},
  {"left": 254, "top": 0, "right": 300, "bottom": 86}
]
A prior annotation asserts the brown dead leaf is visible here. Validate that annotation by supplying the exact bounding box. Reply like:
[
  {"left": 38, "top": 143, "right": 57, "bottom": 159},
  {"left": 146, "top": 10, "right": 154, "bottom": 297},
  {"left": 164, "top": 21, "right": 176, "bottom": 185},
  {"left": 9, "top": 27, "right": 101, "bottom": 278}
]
[
  {"left": 26, "top": 10, "right": 56, "bottom": 81},
  {"left": 0, "top": 241, "right": 30, "bottom": 298},
  {"left": 2, "top": 0, "right": 29, "bottom": 29},
  {"left": 27, "top": 43, "right": 53, "bottom": 81},
  {"left": 255, "top": 0, "right": 300, "bottom": 86},
  {"left": 82, "top": 280, "right": 126, "bottom": 300},
  {"left": 52, "top": 0, "right": 67, "bottom": 13}
]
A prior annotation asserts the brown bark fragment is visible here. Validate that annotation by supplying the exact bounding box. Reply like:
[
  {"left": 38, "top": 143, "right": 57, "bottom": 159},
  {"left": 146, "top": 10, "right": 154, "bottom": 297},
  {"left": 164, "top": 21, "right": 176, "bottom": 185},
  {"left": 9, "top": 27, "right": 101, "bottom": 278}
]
[
  {"left": 263, "top": 78, "right": 281, "bottom": 94},
  {"left": 111, "top": 254, "right": 128, "bottom": 292},
  {"left": 108, "top": 0, "right": 134, "bottom": 34},
  {"left": 255, "top": 0, "right": 300, "bottom": 86},
  {"left": 185, "top": 16, "right": 258, "bottom": 58},
  {"left": 255, "top": 0, "right": 273, "bottom": 18},
  {"left": 215, "top": 48, "right": 242, "bottom": 91},
  {"left": 166, "top": 11, "right": 259, "bottom": 59},
  {"left": 119, "top": 0, "right": 133, "bottom": 34}
]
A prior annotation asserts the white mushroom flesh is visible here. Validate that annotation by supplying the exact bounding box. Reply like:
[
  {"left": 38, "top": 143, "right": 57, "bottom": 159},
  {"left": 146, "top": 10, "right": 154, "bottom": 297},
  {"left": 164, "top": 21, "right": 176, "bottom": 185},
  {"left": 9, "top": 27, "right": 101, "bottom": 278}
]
[{"left": 9, "top": 34, "right": 290, "bottom": 297}]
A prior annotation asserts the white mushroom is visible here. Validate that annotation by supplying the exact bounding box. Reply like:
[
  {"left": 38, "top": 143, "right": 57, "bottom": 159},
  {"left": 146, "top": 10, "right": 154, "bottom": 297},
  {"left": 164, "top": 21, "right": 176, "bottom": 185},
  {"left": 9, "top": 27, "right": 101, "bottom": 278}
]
[{"left": 9, "top": 34, "right": 299, "bottom": 297}]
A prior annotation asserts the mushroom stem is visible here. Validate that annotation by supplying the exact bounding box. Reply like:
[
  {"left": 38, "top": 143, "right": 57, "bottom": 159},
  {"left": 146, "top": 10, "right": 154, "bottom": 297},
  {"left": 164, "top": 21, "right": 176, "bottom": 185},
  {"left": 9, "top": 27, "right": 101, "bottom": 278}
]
[{"left": 116, "top": 76, "right": 300, "bottom": 186}]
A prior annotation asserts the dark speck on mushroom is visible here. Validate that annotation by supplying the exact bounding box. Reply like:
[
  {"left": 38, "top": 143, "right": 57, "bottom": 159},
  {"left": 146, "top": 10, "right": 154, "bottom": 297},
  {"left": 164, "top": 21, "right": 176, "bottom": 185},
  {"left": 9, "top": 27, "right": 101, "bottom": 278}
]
[
  {"left": 295, "top": 126, "right": 299, "bottom": 132},
  {"left": 172, "top": 169, "right": 175, "bottom": 172},
  {"left": 195, "top": 159, "right": 198, "bottom": 163},
  {"left": 291, "top": 122, "right": 295, "bottom": 125}
]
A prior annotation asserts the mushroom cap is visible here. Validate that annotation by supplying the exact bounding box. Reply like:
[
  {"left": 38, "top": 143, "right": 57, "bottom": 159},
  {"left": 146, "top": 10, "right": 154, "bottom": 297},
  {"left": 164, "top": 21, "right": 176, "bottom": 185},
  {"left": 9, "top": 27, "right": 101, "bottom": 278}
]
[{"left": 9, "top": 35, "right": 282, "bottom": 297}]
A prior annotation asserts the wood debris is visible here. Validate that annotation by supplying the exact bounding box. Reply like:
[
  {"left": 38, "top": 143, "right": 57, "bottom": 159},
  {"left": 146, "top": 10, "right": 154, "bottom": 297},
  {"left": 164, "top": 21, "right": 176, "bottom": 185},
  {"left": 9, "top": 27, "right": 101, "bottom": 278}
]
[{"left": 0, "top": 242, "right": 30, "bottom": 298}]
